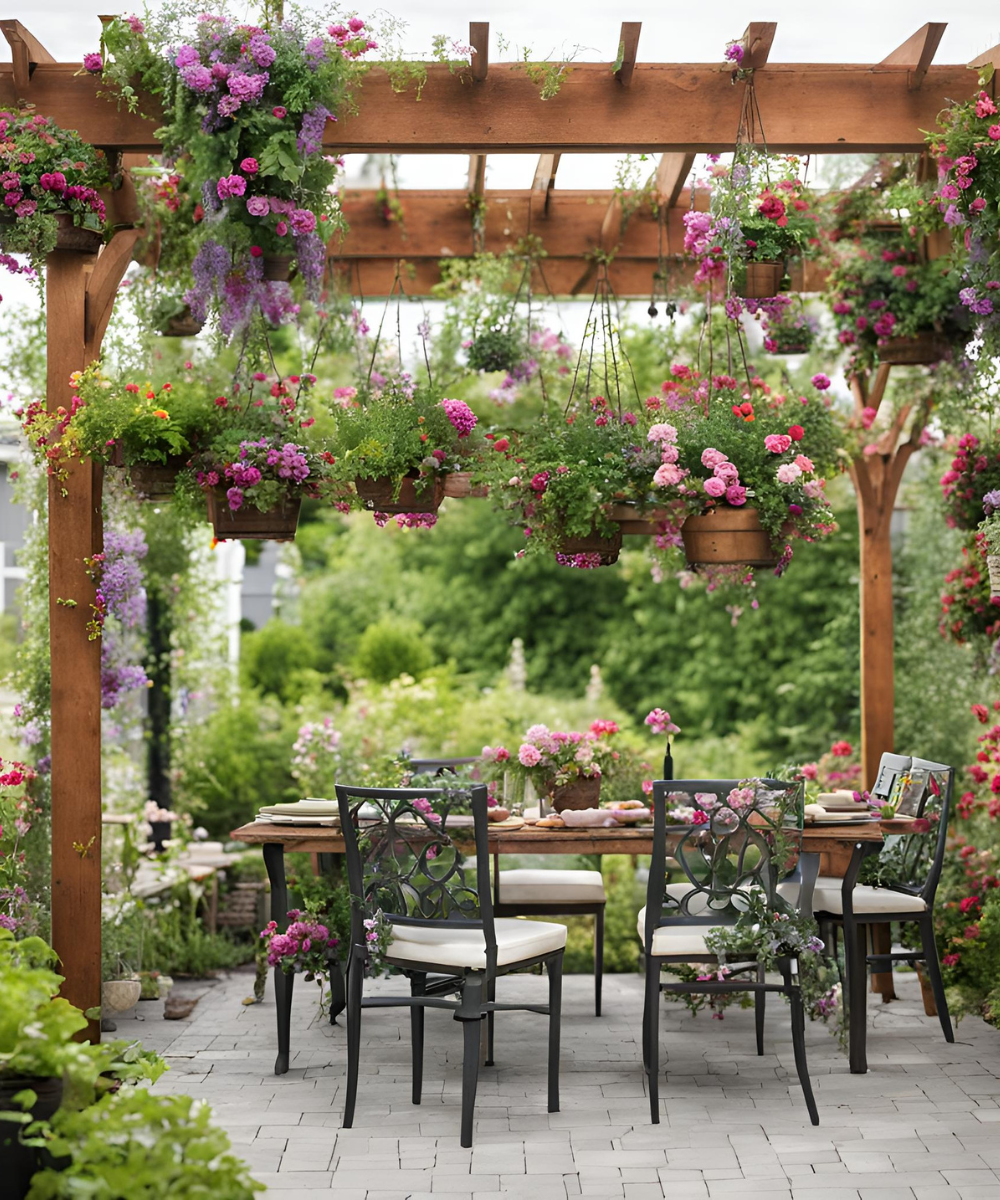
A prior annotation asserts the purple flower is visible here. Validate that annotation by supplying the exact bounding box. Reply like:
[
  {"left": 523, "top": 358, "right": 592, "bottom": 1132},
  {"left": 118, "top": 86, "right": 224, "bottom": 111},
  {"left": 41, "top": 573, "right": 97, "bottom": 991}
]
[
  {"left": 227, "top": 486, "right": 244, "bottom": 512},
  {"left": 724, "top": 41, "right": 744, "bottom": 64},
  {"left": 297, "top": 105, "right": 330, "bottom": 156},
  {"left": 181, "top": 64, "right": 215, "bottom": 93},
  {"left": 248, "top": 33, "right": 276, "bottom": 69},
  {"left": 441, "top": 398, "right": 478, "bottom": 437},
  {"left": 217, "top": 174, "right": 246, "bottom": 200},
  {"left": 174, "top": 45, "right": 200, "bottom": 68},
  {"left": 227, "top": 71, "right": 267, "bottom": 103},
  {"left": 943, "top": 204, "right": 965, "bottom": 227},
  {"left": 984, "top": 490, "right": 1000, "bottom": 515},
  {"left": 83, "top": 52, "right": 103, "bottom": 73},
  {"left": 290, "top": 208, "right": 317, "bottom": 234},
  {"left": 291, "top": 231, "right": 325, "bottom": 299},
  {"left": 246, "top": 196, "right": 269, "bottom": 217}
]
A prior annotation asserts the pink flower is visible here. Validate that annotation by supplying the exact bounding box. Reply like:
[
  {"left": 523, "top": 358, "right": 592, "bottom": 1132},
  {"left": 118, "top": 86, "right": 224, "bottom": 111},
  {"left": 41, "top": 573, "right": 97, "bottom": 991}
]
[
  {"left": 641, "top": 779, "right": 653, "bottom": 795},
  {"left": 764, "top": 433, "right": 792, "bottom": 453},
  {"left": 246, "top": 196, "right": 269, "bottom": 217},
  {"left": 518, "top": 744, "right": 542, "bottom": 767},
  {"left": 647, "top": 422, "right": 678, "bottom": 444},
  {"left": 970, "top": 197, "right": 987, "bottom": 214},
  {"left": 645, "top": 708, "right": 680, "bottom": 736},
  {"left": 990, "top": 125, "right": 1000, "bottom": 142},
  {"left": 703, "top": 476, "right": 727, "bottom": 497},
  {"left": 659, "top": 444, "right": 679, "bottom": 464},
  {"left": 240, "top": 157, "right": 259, "bottom": 174},
  {"left": 861, "top": 406, "right": 877, "bottom": 429},
  {"left": 653, "top": 462, "right": 685, "bottom": 487},
  {"left": 725, "top": 484, "right": 747, "bottom": 506},
  {"left": 701, "top": 447, "right": 728, "bottom": 469},
  {"left": 794, "top": 454, "right": 814, "bottom": 473},
  {"left": 811, "top": 373, "right": 831, "bottom": 391},
  {"left": 83, "top": 52, "right": 103, "bottom": 73},
  {"left": 273, "top": 106, "right": 287, "bottom": 119},
  {"left": 800, "top": 763, "right": 818, "bottom": 780},
  {"left": 217, "top": 174, "right": 246, "bottom": 200},
  {"left": 976, "top": 91, "right": 998, "bottom": 118},
  {"left": 776, "top": 463, "right": 802, "bottom": 484}
]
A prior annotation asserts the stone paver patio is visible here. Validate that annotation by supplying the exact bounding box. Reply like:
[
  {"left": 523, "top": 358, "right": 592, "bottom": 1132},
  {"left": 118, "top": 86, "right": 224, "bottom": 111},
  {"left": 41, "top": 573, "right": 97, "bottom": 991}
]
[{"left": 115, "top": 967, "right": 1000, "bottom": 1199}]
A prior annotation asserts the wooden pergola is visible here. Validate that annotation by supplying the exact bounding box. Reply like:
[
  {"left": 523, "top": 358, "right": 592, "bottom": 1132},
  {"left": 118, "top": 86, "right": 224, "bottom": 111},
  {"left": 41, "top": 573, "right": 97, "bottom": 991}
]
[{"left": 1, "top": 16, "right": 991, "bottom": 1035}]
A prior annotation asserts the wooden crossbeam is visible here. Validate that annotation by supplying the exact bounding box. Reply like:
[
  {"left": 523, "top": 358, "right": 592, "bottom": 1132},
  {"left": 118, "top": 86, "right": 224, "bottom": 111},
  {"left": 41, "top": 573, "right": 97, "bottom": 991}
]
[
  {"left": 0, "top": 60, "right": 983, "bottom": 153},
  {"left": 881, "top": 23, "right": 947, "bottom": 90},
  {"left": 655, "top": 153, "right": 695, "bottom": 208},
  {"left": 531, "top": 152, "right": 561, "bottom": 213},
  {"left": 741, "top": 21, "right": 777, "bottom": 70},
  {"left": 470, "top": 21, "right": 489, "bottom": 82},
  {"left": 615, "top": 22, "right": 641, "bottom": 88},
  {"left": 968, "top": 42, "right": 1000, "bottom": 73},
  {"left": 0, "top": 19, "right": 53, "bottom": 92},
  {"left": 467, "top": 154, "right": 486, "bottom": 196}
]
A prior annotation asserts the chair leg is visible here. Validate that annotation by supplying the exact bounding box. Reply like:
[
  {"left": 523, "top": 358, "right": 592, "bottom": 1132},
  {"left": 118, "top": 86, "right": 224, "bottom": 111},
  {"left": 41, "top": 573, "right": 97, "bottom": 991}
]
[
  {"left": 411, "top": 973, "right": 425, "bottom": 1105},
  {"left": 645, "top": 957, "right": 660, "bottom": 1124},
  {"left": 486, "top": 975, "right": 496, "bottom": 1066},
  {"left": 919, "top": 916, "right": 955, "bottom": 1043},
  {"left": 788, "top": 972, "right": 819, "bottom": 1126},
  {"left": 594, "top": 906, "right": 605, "bottom": 1017},
  {"left": 548, "top": 953, "right": 563, "bottom": 1114},
  {"left": 460, "top": 1015, "right": 482, "bottom": 1148},
  {"left": 343, "top": 953, "right": 364, "bottom": 1129},
  {"left": 754, "top": 962, "right": 766, "bottom": 1056},
  {"left": 844, "top": 919, "right": 869, "bottom": 1075},
  {"left": 273, "top": 966, "right": 294, "bottom": 1076}
]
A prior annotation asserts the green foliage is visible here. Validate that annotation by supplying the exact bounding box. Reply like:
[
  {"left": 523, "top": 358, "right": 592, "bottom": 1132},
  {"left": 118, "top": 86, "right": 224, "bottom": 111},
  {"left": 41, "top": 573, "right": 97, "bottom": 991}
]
[
  {"left": 142, "top": 888, "right": 253, "bottom": 977},
  {"left": 352, "top": 617, "right": 433, "bottom": 684},
  {"left": 712, "top": 152, "right": 817, "bottom": 263},
  {"left": 242, "top": 620, "right": 325, "bottom": 703},
  {"left": 27, "top": 1091, "right": 263, "bottom": 1199}
]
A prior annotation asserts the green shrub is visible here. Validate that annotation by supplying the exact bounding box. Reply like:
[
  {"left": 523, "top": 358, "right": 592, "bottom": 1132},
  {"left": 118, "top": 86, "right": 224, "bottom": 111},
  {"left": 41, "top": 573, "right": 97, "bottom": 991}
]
[
  {"left": 352, "top": 617, "right": 433, "bottom": 684},
  {"left": 241, "top": 621, "right": 326, "bottom": 704},
  {"left": 142, "top": 886, "right": 255, "bottom": 978}
]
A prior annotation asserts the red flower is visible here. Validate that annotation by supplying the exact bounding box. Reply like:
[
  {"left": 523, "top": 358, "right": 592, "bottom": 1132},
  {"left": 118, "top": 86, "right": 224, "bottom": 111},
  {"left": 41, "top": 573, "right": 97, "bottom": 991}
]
[
  {"left": 493, "top": 437, "right": 510, "bottom": 452},
  {"left": 757, "top": 192, "right": 787, "bottom": 224},
  {"left": 972, "top": 704, "right": 990, "bottom": 723},
  {"left": 942, "top": 953, "right": 961, "bottom": 967},
  {"left": 788, "top": 425, "right": 804, "bottom": 441},
  {"left": 958, "top": 896, "right": 980, "bottom": 914},
  {"left": 214, "top": 396, "right": 228, "bottom": 408},
  {"left": 830, "top": 740, "right": 853, "bottom": 757}
]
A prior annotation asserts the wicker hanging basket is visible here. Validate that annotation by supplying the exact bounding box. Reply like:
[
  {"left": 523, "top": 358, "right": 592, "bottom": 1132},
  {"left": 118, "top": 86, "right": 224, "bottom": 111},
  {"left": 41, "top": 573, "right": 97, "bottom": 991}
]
[
  {"left": 681, "top": 506, "right": 777, "bottom": 568},
  {"left": 878, "top": 332, "right": 947, "bottom": 366},
  {"left": 124, "top": 458, "right": 188, "bottom": 502},
  {"left": 262, "top": 254, "right": 294, "bottom": 281},
  {"left": 53, "top": 211, "right": 103, "bottom": 253},
  {"left": 556, "top": 526, "right": 623, "bottom": 566},
  {"left": 739, "top": 260, "right": 784, "bottom": 299},
  {"left": 207, "top": 488, "right": 301, "bottom": 540},
  {"left": 158, "top": 306, "right": 204, "bottom": 338},
  {"left": 443, "top": 472, "right": 489, "bottom": 498},
  {"left": 355, "top": 475, "right": 445, "bottom": 514}
]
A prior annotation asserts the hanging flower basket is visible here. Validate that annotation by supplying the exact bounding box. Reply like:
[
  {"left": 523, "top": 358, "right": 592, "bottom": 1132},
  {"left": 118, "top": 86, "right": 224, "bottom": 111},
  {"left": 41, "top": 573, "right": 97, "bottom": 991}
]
[
  {"left": 443, "top": 472, "right": 489, "bottom": 499},
  {"left": 158, "top": 306, "right": 203, "bottom": 338},
  {"left": 546, "top": 774, "right": 602, "bottom": 813},
  {"left": 877, "top": 332, "right": 946, "bottom": 366},
  {"left": 681, "top": 506, "right": 777, "bottom": 567},
  {"left": 609, "top": 504, "right": 672, "bottom": 536},
  {"left": 262, "top": 254, "right": 294, "bottom": 282},
  {"left": 108, "top": 447, "right": 188, "bottom": 502},
  {"left": 988, "top": 555, "right": 1000, "bottom": 598},
  {"left": 207, "top": 488, "right": 301, "bottom": 541},
  {"left": 767, "top": 340, "right": 810, "bottom": 355},
  {"left": 739, "top": 260, "right": 785, "bottom": 299},
  {"left": 556, "top": 526, "right": 622, "bottom": 567},
  {"left": 355, "top": 475, "right": 444, "bottom": 514},
  {"left": 53, "top": 212, "right": 103, "bottom": 253}
]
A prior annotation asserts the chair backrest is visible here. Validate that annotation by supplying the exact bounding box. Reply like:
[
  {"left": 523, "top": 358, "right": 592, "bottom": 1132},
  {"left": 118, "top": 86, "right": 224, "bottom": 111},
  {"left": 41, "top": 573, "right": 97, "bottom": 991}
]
[
  {"left": 644, "top": 778, "right": 804, "bottom": 953},
  {"left": 873, "top": 758, "right": 954, "bottom": 901},
  {"left": 335, "top": 783, "right": 497, "bottom": 973}
]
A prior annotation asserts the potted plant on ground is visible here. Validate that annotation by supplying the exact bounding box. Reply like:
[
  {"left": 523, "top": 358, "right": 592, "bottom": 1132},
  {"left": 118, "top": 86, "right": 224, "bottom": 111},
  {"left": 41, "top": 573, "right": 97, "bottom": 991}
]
[
  {"left": 480, "top": 397, "right": 655, "bottom": 567},
  {"left": 643, "top": 365, "right": 843, "bottom": 576},
  {"left": 481, "top": 720, "right": 621, "bottom": 812},
  {"left": 0, "top": 110, "right": 108, "bottom": 276},
  {"left": 329, "top": 382, "right": 483, "bottom": 518},
  {"left": 100, "top": 5, "right": 378, "bottom": 335}
]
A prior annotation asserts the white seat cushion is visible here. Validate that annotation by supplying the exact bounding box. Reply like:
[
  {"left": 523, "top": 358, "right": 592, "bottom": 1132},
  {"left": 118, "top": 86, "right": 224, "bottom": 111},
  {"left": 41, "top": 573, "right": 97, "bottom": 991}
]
[
  {"left": 388, "top": 916, "right": 567, "bottom": 969},
  {"left": 497, "top": 868, "right": 605, "bottom": 904},
  {"left": 811, "top": 876, "right": 927, "bottom": 915},
  {"left": 636, "top": 906, "right": 720, "bottom": 958}
]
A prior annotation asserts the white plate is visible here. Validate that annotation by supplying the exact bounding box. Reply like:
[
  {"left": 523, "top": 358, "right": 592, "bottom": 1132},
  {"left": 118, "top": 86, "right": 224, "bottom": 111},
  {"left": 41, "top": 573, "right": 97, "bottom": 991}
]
[{"left": 255, "top": 814, "right": 339, "bottom": 826}]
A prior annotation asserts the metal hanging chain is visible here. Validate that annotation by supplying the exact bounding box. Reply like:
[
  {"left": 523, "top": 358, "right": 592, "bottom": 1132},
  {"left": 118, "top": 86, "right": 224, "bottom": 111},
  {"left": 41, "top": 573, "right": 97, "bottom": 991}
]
[{"left": 565, "top": 279, "right": 602, "bottom": 416}]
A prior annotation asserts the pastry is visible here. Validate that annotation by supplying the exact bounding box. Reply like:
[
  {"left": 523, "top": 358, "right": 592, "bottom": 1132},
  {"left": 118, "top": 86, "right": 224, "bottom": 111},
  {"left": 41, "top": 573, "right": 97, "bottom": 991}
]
[
  {"left": 535, "top": 816, "right": 566, "bottom": 828},
  {"left": 487, "top": 806, "right": 511, "bottom": 823}
]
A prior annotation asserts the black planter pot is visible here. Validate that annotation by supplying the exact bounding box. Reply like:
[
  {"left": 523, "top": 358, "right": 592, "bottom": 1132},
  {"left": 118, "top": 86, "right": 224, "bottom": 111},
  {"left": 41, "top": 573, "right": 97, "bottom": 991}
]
[
  {"left": 149, "top": 820, "right": 172, "bottom": 853},
  {"left": 0, "top": 1076, "right": 64, "bottom": 1199}
]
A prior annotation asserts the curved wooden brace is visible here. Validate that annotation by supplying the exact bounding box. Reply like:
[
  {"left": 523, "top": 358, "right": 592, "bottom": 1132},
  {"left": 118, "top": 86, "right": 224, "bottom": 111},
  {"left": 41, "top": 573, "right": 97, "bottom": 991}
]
[{"left": 84, "top": 228, "right": 140, "bottom": 355}]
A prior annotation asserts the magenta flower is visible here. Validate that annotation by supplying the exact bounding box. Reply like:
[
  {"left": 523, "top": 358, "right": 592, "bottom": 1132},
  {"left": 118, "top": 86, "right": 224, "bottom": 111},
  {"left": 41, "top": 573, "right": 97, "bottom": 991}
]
[
  {"left": 518, "top": 744, "right": 542, "bottom": 767},
  {"left": 83, "top": 52, "right": 103, "bottom": 73},
  {"left": 726, "top": 484, "right": 747, "bottom": 506},
  {"left": 217, "top": 174, "right": 246, "bottom": 200},
  {"left": 703, "top": 476, "right": 727, "bottom": 498},
  {"left": 240, "top": 157, "right": 259, "bottom": 175},
  {"left": 645, "top": 709, "right": 680, "bottom": 736},
  {"left": 246, "top": 196, "right": 269, "bottom": 217},
  {"left": 441, "top": 397, "right": 477, "bottom": 437},
  {"left": 764, "top": 433, "right": 792, "bottom": 453},
  {"left": 810, "top": 373, "right": 831, "bottom": 391}
]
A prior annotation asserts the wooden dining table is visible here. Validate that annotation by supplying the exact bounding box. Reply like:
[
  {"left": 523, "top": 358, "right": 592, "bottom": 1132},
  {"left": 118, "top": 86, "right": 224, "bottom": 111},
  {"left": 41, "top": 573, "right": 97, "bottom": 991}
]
[{"left": 230, "top": 816, "right": 894, "bottom": 1075}]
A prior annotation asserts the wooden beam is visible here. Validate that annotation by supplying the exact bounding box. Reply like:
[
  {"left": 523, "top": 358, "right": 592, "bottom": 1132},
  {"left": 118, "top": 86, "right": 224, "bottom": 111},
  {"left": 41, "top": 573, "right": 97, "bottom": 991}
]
[
  {"left": 741, "top": 21, "right": 777, "bottom": 70},
  {"left": 655, "top": 153, "right": 695, "bottom": 208},
  {"left": 969, "top": 43, "right": 1000, "bottom": 72},
  {"left": 881, "top": 23, "right": 947, "bottom": 90},
  {"left": 469, "top": 22, "right": 489, "bottom": 82},
  {"left": 0, "top": 19, "right": 54, "bottom": 92},
  {"left": 0, "top": 61, "right": 987, "bottom": 153},
  {"left": 467, "top": 154, "right": 486, "bottom": 197},
  {"left": 615, "top": 22, "right": 641, "bottom": 88},
  {"left": 531, "top": 153, "right": 561, "bottom": 213}
]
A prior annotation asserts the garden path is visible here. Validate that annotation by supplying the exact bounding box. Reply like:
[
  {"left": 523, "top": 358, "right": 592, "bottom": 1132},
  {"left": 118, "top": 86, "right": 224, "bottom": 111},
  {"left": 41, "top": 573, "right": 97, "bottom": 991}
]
[{"left": 116, "top": 969, "right": 1000, "bottom": 1200}]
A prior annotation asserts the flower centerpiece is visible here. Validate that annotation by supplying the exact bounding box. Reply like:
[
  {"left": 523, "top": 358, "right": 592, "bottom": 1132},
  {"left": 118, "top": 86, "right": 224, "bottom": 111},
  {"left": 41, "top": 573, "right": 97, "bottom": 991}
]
[
  {"left": 979, "top": 493, "right": 1000, "bottom": 596},
  {"left": 641, "top": 366, "right": 843, "bottom": 576},
  {"left": 925, "top": 69, "right": 1000, "bottom": 375},
  {"left": 480, "top": 397, "right": 655, "bottom": 568},
  {"left": 329, "top": 380, "right": 482, "bottom": 520},
  {"left": 692, "top": 150, "right": 818, "bottom": 301},
  {"left": 100, "top": 4, "right": 377, "bottom": 334},
  {"left": 0, "top": 110, "right": 108, "bottom": 274},
  {"left": 481, "top": 720, "right": 621, "bottom": 812}
]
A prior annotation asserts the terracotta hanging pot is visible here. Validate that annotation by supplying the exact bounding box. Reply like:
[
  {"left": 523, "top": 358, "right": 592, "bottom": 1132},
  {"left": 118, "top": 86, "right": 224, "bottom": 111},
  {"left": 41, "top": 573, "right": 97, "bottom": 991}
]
[
  {"left": 159, "top": 306, "right": 203, "bottom": 338},
  {"left": 355, "top": 475, "right": 444, "bottom": 514},
  {"left": 681, "top": 506, "right": 777, "bottom": 567},
  {"left": 546, "top": 774, "right": 602, "bottom": 813},
  {"left": 207, "top": 488, "right": 301, "bottom": 540},
  {"left": 262, "top": 254, "right": 294, "bottom": 282},
  {"left": 443, "top": 472, "right": 489, "bottom": 499},
  {"left": 555, "top": 526, "right": 622, "bottom": 566},
  {"left": 53, "top": 211, "right": 104, "bottom": 253},
  {"left": 878, "top": 332, "right": 946, "bottom": 366},
  {"left": 740, "top": 260, "right": 784, "bottom": 299}
]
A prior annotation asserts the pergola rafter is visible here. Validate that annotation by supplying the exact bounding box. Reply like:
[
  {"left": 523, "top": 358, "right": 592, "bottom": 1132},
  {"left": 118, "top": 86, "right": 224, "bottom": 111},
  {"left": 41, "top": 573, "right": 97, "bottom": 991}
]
[{"left": 0, "top": 12, "right": 985, "bottom": 1037}]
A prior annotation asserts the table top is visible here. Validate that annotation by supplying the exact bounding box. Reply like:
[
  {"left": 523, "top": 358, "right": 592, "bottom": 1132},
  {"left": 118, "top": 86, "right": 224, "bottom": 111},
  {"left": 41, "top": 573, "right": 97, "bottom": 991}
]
[{"left": 230, "top": 817, "right": 890, "bottom": 857}]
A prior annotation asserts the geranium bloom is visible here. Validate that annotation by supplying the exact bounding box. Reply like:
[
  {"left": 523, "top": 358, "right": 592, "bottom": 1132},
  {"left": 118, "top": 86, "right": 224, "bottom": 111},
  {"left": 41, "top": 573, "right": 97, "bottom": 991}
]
[
  {"left": 714, "top": 461, "right": 739, "bottom": 483},
  {"left": 701, "top": 447, "right": 728, "bottom": 469},
  {"left": 703, "top": 476, "right": 727, "bottom": 497},
  {"left": 794, "top": 454, "right": 814, "bottom": 473},
  {"left": 653, "top": 462, "right": 685, "bottom": 487},
  {"left": 811, "top": 373, "right": 831, "bottom": 391},
  {"left": 83, "top": 52, "right": 103, "bottom": 72},
  {"left": 589, "top": 719, "right": 619, "bottom": 736},
  {"left": 831, "top": 740, "right": 853, "bottom": 757},
  {"left": 518, "top": 744, "right": 542, "bottom": 767},
  {"left": 800, "top": 763, "right": 818, "bottom": 780},
  {"left": 647, "top": 422, "right": 678, "bottom": 444},
  {"left": 726, "top": 484, "right": 747, "bottom": 506},
  {"left": 217, "top": 174, "right": 246, "bottom": 200},
  {"left": 788, "top": 425, "right": 804, "bottom": 441}
]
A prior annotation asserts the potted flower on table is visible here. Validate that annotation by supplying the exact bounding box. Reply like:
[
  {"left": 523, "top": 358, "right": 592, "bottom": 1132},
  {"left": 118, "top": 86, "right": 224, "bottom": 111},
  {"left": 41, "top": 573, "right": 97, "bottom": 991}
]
[{"left": 481, "top": 721, "right": 621, "bottom": 812}]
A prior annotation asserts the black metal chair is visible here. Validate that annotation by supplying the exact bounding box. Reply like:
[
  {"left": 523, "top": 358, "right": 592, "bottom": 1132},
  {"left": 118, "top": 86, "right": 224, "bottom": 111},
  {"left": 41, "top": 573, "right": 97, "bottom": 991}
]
[
  {"left": 335, "top": 783, "right": 566, "bottom": 1148},
  {"left": 641, "top": 779, "right": 820, "bottom": 1126},
  {"left": 409, "top": 755, "right": 607, "bottom": 1017},
  {"left": 812, "top": 755, "right": 955, "bottom": 1074}
]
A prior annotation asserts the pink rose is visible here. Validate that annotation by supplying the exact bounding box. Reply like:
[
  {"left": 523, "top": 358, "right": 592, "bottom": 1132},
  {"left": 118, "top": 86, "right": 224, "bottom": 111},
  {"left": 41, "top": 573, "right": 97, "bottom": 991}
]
[
  {"left": 659, "top": 445, "right": 679, "bottom": 464},
  {"left": 518, "top": 744, "right": 542, "bottom": 767},
  {"left": 246, "top": 196, "right": 269, "bottom": 217},
  {"left": 653, "top": 462, "right": 685, "bottom": 487},
  {"left": 703, "top": 476, "right": 727, "bottom": 497},
  {"left": 725, "top": 484, "right": 747, "bottom": 506},
  {"left": 701, "top": 447, "right": 727, "bottom": 469},
  {"left": 273, "top": 106, "right": 287, "bottom": 118},
  {"left": 794, "top": 454, "right": 814, "bottom": 473},
  {"left": 764, "top": 433, "right": 792, "bottom": 453},
  {"left": 240, "top": 157, "right": 259, "bottom": 174},
  {"left": 713, "top": 461, "right": 739, "bottom": 483},
  {"left": 776, "top": 463, "right": 802, "bottom": 484}
]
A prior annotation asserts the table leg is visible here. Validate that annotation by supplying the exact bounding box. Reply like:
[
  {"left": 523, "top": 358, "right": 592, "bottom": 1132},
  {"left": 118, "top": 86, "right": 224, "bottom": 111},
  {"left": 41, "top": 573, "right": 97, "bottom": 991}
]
[
  {"left": 847, "top": 919, "right": 868, "bottom": 1075},
  {"left": 263, "top": 843, "right": 293, "bottom": 1075},
  {"left": 870, "top": 923, "right": 896, "bottom": 1001},
  {"left": 317, "top": 853, "right": 347, "bottom": 1024}
]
